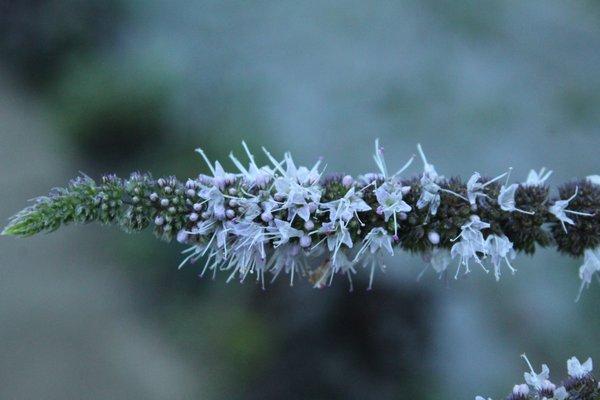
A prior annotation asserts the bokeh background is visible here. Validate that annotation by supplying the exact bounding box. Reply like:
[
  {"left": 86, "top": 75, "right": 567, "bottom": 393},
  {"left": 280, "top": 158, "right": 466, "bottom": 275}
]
[{"left": 1, "top": 1, "right": 600, "bottom": 399}]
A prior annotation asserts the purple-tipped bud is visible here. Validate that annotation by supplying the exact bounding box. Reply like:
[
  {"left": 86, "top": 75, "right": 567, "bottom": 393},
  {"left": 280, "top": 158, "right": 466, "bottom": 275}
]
[
  {"left": 512, "top": 384, "right": 529, "bottom": 397},
  {"left": 225, "top": 209, "right": 235, "bottom": 219},
  {"left": 228, "top": 188, "right": 237, "bottom": 195},
  {"left": 157, "top": 178, "right": 166, "bottom": 187},
  {"left": 308, "top": 202, "right": 318, "bottom": 213},
  {"left": 299, "top": 235, "right": 312, "bottom": 248},
  {"left": 304, "top": 220, "right": 315, "bottom": 231},
  {"left": 150, "top": 193, "right": 159, "bottom": 202},
  {"left": 201, "top": 211, "right": 211, "bottom": 219},
  {"left": 160, "top": 199, "right": 169, "bottom": 207},
  {"left": 229, "top": 199, "right": 238, "bottom": 207},
  {"left": 154, "top": 216, "right": 164, "bottom": 226},
  {"left": 274, "top": 194, "right": 284, "bottom": 202},
  {"left": 189, "top": 213, "right": 199, "bottom": 222},
  {"left": 398, "top": 212, "right": 408, "bottom": 221},
  {"left": 185, "top": 179, "right": 195, "bottom": 189},
  {"left": 186, "top": 189, "right": 196, "bottom": 197},
  {"left": 342, "top": 175, "right": 354, "bottom": 187},
  {"left": 164, "top": 186, "right": 173, "bottom": 194},
  {"left": 393, "top": 234, "right": 399, "bottom": 242},
  {"left": 376, "top": 206, "right": 384, "bottom": 215},
  {"left": 193, "top": 203, "right": 202, "bottom": 211}
]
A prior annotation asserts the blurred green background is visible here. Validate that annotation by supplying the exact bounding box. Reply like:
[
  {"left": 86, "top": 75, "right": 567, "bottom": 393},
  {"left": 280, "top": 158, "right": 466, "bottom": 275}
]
[{"left": 1, "top": 1, "right": 599, "bottom": 399}]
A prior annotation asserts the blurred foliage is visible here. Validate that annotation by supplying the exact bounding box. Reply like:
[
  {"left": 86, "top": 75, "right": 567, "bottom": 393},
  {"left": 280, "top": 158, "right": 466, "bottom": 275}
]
[
  {"left": 50, "top": 60, "right": 174, "bottom": 164},
  {"left": 0, "top": 0, "right": 125, "bottom": 88}
]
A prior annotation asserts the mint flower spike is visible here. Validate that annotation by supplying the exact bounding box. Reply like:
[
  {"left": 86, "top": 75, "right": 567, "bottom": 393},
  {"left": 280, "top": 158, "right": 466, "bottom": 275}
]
[
  {"left": 477, "top": 355, "right": 597, "bottom": 400},
  {"left": 4, "top": 141, "right": 600, "bottom": 294}
]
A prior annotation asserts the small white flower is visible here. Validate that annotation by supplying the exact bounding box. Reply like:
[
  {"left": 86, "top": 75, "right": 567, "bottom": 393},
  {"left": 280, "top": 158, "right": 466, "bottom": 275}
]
[
  {"left": 268, "top": 219, "right": 303, "bottom": 247},
  {"left": 498, "top": 183, "right": 535, "bottom": 215},
  {"left": 228, "top": 141, "right": 273, "bottom": 189},
  {"left": 485, "top": 234, "right": 516, "bottom": 281},
  {"left": 524, "top": 167, "right": 553, "bottom": 186},
  {"left": 567, "top": 356, "right": 593, "bottom": 379},
  {"left": 417, "top": 174, "right": 442, "bottom": 215},
  {"left": 512, "top": 384, "right": 530, "bottom": 397},
  {"left": 451, "top": 216, "right": 490, "bottom": 278},
  {"left": 372, "top": 138, "right": 414, "bottom": 180},
  {"left": 416, "top": 143, "right": 439, "bottom": 181},
  {"left": 577, "top": 248, "right": 600, "bottom": 301},
  {"left": 268, "top": 243, "right": 308, "bottom": 286},
  {"left": 354, "top": 227, "right": 394, "bottom": 259},
  {"left": 421, "top": 248, "right": 452, "bottom": 278},
  {"left": 466, "top": 171, "right": 508, "bottom": 208},
  {"left": 322, "top": 187, "right": 372, "bottom": 225},
  {"left": 553, "top": 386, "right": 569, "bottom": 400},
  {"left": 375, "top": 183, "right": 411, "bottom": 235},
  {"left": 587, "top": 175, "right": 600, "bottom": 186},
  {"left": 549, "top": 186, "right": 594, "bottom": 233},
  {"left": 522, "top": 354, "right": 550, "bottom": 391},
  {"left": 195, "top": 147, "right": 236, "bottom": 189}
]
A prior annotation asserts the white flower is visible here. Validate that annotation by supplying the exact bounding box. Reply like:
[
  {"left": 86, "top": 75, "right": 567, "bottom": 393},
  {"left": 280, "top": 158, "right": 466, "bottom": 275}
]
[
  {"left": 553, "top": 386, "right": 569, "bottom": 400},
  {"left": 375, "top": 183, "right": 411, "bottom": 235},
  {"left": 417, "top": 143, "right": 439, "bottom": 181},
  {"left": 315, "top": 221, "right": 354, "bottom": 266},
  {"left": 263, "top": 147, "right": 323, "bottom": 222},
  {"left": 522, "top": 354, "right": 550, "bottom": 391},
  {"left": 417, "top": 174, "right": 443, "bottom": 215},
  {"left": 195, "top": 147, "right": 236, "bottom": 189},
  {"left": 485, "top": 234, "right": 516, "bottom": 281},
  {"left": 587, "top": 175, "right": 600, "bottom": 186},
  {"left": 466, "top": 171, "right": 508, "bottom": 208},
  {"left": 524, "top": 167, "right": 553, "bottom": 186},
  {"left": 372, "top": 138, "right": 414, "bottom": 179},
  {"left": 322, "top": 187, "right": 372, "bottom": 225},
  {"left": 567, "top": 356, "right": 593, "bottom": 379},
  {"left": 420, "top": 248, "right": 452, "bottom": 279},
  {"left": 268, "top": 243, "right": 308, "bottom": 286},
  {"left": 353, "top": 228, "right": 393, "bottom": 290},
  {"left": 498, "top": 183, "right": 534, "bottom": 215},
  {"left": 512, "top": 384, "right": 530, "bottom": 397},
  {"left": 228, "top": 141, "right": 273, "bottom": 189},
  {"left": 354, "top": 227, "right": 394, "bottom": 259},
  {"left": 549, "top": 186, "right": 594, "bottom": 233},
  {"left": 577, "top": 248, "right": 600, "bottom": 301},
  {"left": 451, "top": 216, "right": 490, "bottom": 278},
  {"left": 475, "top": 396, "right": 492, "bottom": 400},
  {"left": 416, "top": 144, "right": 467, "bottom": 215},
  {"left": 268, "top": 219, "right": 303, "bottom": 247}
]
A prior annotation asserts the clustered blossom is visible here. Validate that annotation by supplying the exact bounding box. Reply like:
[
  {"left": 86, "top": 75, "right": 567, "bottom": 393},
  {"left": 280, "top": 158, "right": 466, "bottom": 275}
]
[
  {"left": 476, "top": 355, "right": 597, "bottom": 400},
  {"left": 3, "top": 140, "right": 600, "bottom": 295}
]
